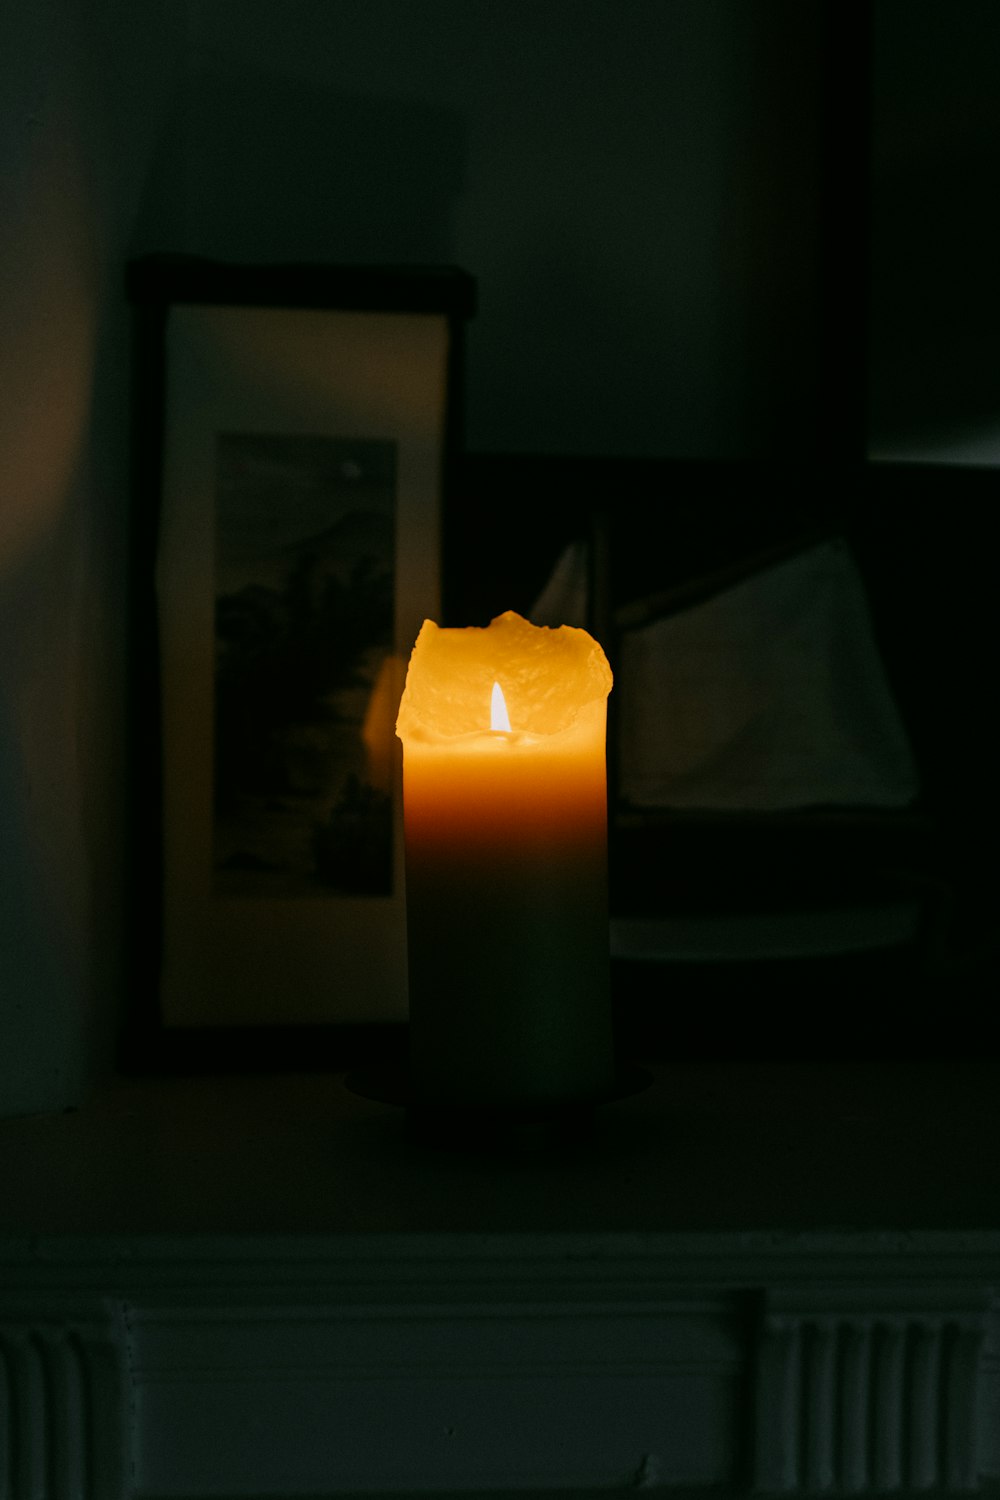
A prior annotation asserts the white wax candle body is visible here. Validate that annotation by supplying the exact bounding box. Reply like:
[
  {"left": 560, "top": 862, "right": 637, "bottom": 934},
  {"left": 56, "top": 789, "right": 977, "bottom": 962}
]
[
  {"left": 403, "top": 711, "right": 614, "bottom": 1109},
  {"left": 397, "top": 613, "right": 615, "bottom": 1113}
]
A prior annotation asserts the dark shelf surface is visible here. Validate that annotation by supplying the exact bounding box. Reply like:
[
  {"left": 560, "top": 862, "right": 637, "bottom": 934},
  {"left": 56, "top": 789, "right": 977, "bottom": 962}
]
[{"left": 3, "top": 1059, "right": 1000, "bottom": 1242}]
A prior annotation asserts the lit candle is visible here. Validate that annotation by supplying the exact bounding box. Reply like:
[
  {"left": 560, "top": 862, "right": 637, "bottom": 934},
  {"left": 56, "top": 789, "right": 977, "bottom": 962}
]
[{"left": 395, "top": 610, "right": 615, "bottom": 1112}]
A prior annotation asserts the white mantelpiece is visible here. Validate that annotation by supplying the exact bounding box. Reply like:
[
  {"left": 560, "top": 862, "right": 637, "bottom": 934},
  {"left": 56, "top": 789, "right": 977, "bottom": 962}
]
[
  {"left": 0, "top": 1307, "right": 128, "bottom": 1496},
  {"left": 2, "top": 1063, "right": 1000, "bottom": 1498}
]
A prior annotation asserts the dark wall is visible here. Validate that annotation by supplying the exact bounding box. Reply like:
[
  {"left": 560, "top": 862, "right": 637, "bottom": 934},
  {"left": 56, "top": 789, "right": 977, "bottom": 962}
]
[
  {"left": 870, "top": 0, "right": 1000, "bottom": 460},
  {"left": 3, "top": 1, "right": 998, "bottom": 1108},
  {"left": 131, "top": 0, "right": 837, "bottom": 460}
]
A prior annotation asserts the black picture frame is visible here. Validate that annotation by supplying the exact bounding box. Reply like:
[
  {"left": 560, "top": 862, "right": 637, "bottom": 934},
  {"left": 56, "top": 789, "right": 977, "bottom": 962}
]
[{"left": 123, "top": 256, "right": 475, "bottom": 1073}]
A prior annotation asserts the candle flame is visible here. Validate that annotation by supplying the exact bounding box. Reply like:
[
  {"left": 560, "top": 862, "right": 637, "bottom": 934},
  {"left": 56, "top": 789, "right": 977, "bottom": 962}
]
[{"left": 491, "top": 681, "right": 512, "bottom": 732}]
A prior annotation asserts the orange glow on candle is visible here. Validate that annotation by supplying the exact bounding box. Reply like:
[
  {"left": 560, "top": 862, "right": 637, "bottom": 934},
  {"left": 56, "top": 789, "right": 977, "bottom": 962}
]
[{"left": 396, "top": 611, "right": 615, "bottom": 1111}]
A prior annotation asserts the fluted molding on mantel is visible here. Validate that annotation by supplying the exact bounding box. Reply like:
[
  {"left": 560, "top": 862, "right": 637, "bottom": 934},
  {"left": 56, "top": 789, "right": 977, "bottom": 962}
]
[
  {"left": 2, "top": 1235, "right": 998, "bottom": 1499},
  {"left": 0, "top": 1303, "right": 128, "bottom": 1500},
  {"left": 754, "top": 1287, "right": 991, "bottom": 1494}
]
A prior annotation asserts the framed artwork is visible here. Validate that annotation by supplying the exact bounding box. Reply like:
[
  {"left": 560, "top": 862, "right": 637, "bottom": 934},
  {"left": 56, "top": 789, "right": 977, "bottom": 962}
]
[{"left": 124, "top": 257, "right": 475, "bottom": 1070}]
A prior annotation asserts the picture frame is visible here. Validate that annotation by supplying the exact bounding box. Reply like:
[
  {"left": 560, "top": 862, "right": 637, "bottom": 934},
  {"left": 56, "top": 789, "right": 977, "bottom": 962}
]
[{"left": 123, "top": 256, "right": 475, "bottom": 1072}]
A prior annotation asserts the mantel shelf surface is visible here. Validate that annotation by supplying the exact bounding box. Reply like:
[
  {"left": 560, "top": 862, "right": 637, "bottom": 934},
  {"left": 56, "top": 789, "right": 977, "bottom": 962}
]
[
  {"left": 3, "top": 1060, "right": 1000, "bottom": 1245},
  {"left": 3, "top": 1062, "right": 1000, "bottom": 1499}
]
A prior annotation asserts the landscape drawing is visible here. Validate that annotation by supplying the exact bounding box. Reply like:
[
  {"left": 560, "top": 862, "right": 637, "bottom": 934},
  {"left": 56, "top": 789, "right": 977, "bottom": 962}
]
[{"left": 212, "top": 433, "right": 396, "bottom": 898}]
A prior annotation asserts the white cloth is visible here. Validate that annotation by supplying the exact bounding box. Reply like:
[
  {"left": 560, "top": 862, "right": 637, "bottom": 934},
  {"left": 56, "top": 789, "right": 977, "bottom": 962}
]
[
  {"left": 529, "top": 538, "right": 590, "bottom": 629},
  {"left": 617, "top": 538, "right": 919, "bottom": 810}
]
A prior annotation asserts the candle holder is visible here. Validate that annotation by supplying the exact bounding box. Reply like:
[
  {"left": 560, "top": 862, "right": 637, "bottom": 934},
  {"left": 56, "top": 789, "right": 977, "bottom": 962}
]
[{"left": 344, "top": 1058, "right": 653, "bottom": 1150}]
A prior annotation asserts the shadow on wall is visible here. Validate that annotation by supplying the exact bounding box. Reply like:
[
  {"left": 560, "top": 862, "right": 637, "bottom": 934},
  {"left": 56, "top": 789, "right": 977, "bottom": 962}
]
[
  {"left": 133, "top": 71, "right": 467, "bottom": 263},
  {"left": 0, "top": 0, "right": 102, "bottom": 1117},
  {"left": 870, "top": 0, "right": 1000, "bottom": 458},
  {"left": 0, "top": 688, "right": 87, "bottom": 1117}
]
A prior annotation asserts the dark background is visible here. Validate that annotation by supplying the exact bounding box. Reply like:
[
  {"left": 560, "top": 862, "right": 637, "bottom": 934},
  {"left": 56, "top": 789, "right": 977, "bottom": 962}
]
[{"left": 1, "top": 1, "right": 998, "bottom": 1106}]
